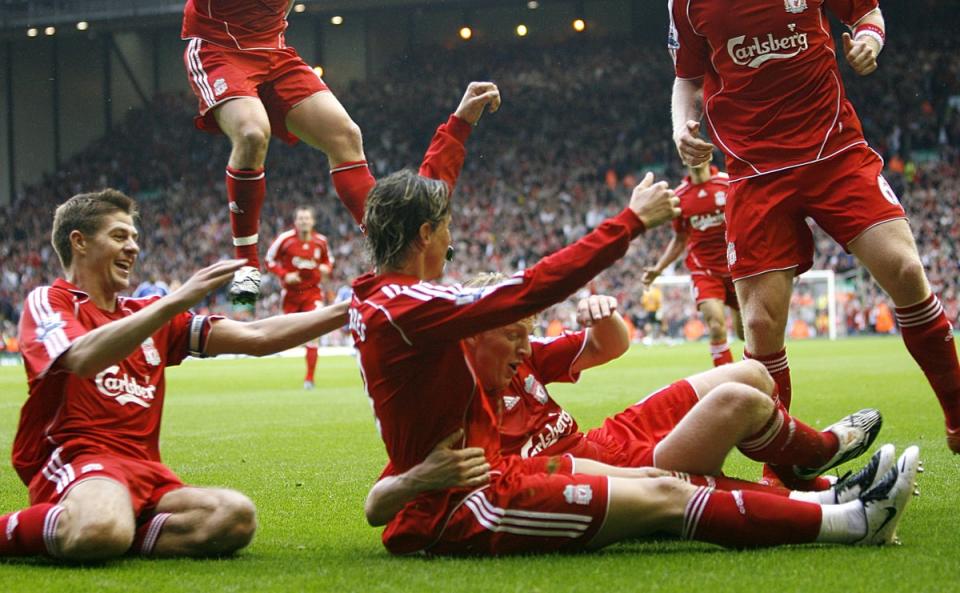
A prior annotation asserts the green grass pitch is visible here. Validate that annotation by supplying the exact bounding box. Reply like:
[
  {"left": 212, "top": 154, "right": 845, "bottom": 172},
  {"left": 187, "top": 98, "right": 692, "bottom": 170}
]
[{"left": 1, "top": 337, "right": 958, "bottom": 592}]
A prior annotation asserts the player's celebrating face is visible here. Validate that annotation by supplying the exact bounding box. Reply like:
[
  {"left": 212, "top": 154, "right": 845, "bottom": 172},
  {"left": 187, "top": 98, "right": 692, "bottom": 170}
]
[
  {"left": 466, "top": 319, "right": 534, "bottom": 391},
  {"left": 81, "top": 213, "right": 140, "bottom": 294}
]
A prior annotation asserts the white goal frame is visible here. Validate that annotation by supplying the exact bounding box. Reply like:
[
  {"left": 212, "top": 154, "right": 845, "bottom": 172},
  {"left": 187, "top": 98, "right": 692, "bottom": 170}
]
[{"left": 650, "top": 269, "right": 838, "bottom": 340}]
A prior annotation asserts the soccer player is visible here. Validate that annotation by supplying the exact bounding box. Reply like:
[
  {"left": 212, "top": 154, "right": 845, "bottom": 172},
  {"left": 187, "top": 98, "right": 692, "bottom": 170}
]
[
  {"left": 351, "top": 100, "right": 918, "bottom": 554},
  {"left": 363, "top": 286, "right": 886, "bottom": 527},
  {"left": 266, "top": 206, "right": 334, "bottom": 389},
  {"left": 0, "top": 189, "right": 349, "bottom": 560},
  {"left": 643, "top": 161, "right": 742, "bottom": 366},
  {"left": 182, "top": 0, "right": 374, "bottom": 304},
  {"left": 669, "top": 1, "right": 960, "bottom": 453}
]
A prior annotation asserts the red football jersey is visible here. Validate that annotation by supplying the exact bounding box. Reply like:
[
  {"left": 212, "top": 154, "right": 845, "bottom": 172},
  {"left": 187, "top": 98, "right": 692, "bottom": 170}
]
[
  {"left": 13, "top": 279, "right": 217, "bottom": 485},
  {"left": 668, "top": 0, "right": 878, "bottom": 181},
  {"left": 498, "top": 332, "right": 587, "bottom": 459},
  {"left": 672, "top": 170, "right": 731, "bottom": 276},
  {"left": 265, "top": 230, "right": 333, "bottom": 293},
  {"left": 182, "top": 0, "right": 290, "bottom": 50}
]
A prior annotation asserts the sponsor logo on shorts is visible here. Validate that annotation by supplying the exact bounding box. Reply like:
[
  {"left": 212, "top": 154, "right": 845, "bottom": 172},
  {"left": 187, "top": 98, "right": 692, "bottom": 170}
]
[
  {"left": 727, "top": 27, "right": 809, "bottom": 68},
  {"left": 877, "top": 175, "right": 900, "bottom": 206},
  {"left": 727, "top": 241, "right": 737, "bottom": 267},
  {"left": 784, "top": 0, "right": 807, "bottom": 14},
  {"left": 563, "top": 484, "right": 593, "bottom": 506},
  {"left": 95, "top": 366, "right": 156, "bottom": 408},
  {"left": 213, "top": 78, "right": 228, "bottom": 96}
]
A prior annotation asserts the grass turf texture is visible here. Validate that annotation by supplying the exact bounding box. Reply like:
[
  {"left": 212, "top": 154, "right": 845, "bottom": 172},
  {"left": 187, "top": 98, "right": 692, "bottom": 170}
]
[{"left": 1, "top": 336, "right": 958, "bottom": 592}]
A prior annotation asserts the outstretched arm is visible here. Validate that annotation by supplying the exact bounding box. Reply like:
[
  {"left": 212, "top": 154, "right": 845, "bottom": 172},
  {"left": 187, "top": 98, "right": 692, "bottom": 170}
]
[
  {"left": 571, "top": 295, "right": 630, "bottom": 373},
  {"left": 642, "top": 229, "right": 689, "bottom": 287},
  {"left": 365, "top": 430, "right": 490, "bottom": 526},
  {"left": 204, "top": 301, "right": 349, "bottom": 357},
  {"left": 60, "top": 259, "right": 245, "bottom": 377}
]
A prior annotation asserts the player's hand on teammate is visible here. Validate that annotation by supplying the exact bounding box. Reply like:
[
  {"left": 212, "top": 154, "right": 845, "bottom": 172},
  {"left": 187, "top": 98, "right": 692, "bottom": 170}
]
[
  {"left": 629, "top": 173, "right": 681, "bottom": 229},
  {"left": 454, "top": 82, "right": 501, "bottom": 125},
  {"left": 169, "top": 259, "right": 248, "bottom": 311},
  {"left": 674, "top": 120, "right": 715, "bottom": 166},
  {"left": 407, "top": 430, "right": 490, "bottom": 491},
  {"left": 284, "top": 271, "right": 302, "bottom": 285},
  {"left": 842, "top": 32, "right": 879, "bottom": 76},
  {"left": 641, "top": 267, "right": 661, "bottom": 288},
  {"left": 577, "top": 295, "right": 618, "bottom": 327}
]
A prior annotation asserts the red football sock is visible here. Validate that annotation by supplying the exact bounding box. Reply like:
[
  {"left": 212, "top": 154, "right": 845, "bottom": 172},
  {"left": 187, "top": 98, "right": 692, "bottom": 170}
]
[
  {"left": 0, "top": 504, "right": 63, "bottom": 557},
  {"left": 130, "top": 512, "right": 171, "bottom": 556},
  {"left": 710, "top": 340, "right": 734, "bottom": 366},
  {"left": 305, "top": 345, "right": 319, "bottom": 382},
  {"left": 684, "top": 487, "right": 821, "bottom": 548},
  {"left": 226, "top": 166, "right": 266, "bottom": 268},
  {"left": 330, "top": 160, "right": 376, "bottom": 227},
  {"left": 895, "top": 294, "right": 960, "bottom": 431},
  {"left": 745, "top": 348, "right": 792, "bottom": 409},
  {"left": 738, "top": 398, "right": 840, "bottom": 470},
  {"left": 673, "top": 472, "right": 791, "bottom": 497}
]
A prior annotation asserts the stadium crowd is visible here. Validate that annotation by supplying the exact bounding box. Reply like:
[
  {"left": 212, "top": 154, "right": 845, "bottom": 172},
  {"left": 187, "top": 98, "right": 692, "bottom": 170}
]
[{"left": 1, "top": 35, "right": 958, "bottom": 349}]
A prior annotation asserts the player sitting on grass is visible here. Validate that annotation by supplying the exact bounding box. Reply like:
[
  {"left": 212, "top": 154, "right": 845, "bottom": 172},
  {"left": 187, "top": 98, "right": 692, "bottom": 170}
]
[
  {"left": 0, "top": 189, "right": 349, "bottom": 561},
  {"left": 350, "top": 96, "right": 921, "bottom": 554},
  {"left": 364, "top": 282, "right": 895, "bottom": 528}
]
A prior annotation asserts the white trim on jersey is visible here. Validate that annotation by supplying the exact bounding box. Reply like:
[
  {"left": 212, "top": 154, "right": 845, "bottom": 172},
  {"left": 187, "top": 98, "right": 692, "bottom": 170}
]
[
  {"left": 265, "top": 229, "right": 297, "bottom": 268},
  {"left": 816, "top": 72, "right": 843, "bottom": 160},
  {"left": 28, "top": 287, "right": 71, "bottom": 363},
  {"left": 566, "top": 328, "right": 590, "bottom": 383},
  {"left": 365, "top": 300, "right": 413, "bottom": 346}
]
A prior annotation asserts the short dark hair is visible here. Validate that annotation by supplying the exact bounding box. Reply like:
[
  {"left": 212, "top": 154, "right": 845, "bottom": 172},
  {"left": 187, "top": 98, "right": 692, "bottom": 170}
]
[
  {"left": 363, "top": 169, "right": 450, "bottom": 270},
  {"left": 295, "top": 205, "right": 315, "bottom": 217},
  {"left": 51, "top": 189, "right": 137, "bottom": 269}
]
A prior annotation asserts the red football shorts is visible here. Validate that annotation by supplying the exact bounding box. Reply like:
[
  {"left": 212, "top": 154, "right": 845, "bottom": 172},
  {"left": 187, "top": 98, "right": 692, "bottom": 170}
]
[
  {"left": 725, "top": 146, "right": 907, "bottom": 281},
  {"left": 691, "top": 273, "right": 739, "bottom": 310},
  {"left": 580, "top": 380, "right": 700, "bottom": 468},
  {"left": 387, "top": 456, "right": 609, "bottom": 556},
  {"left": 28, "top": 447, "right": 184, "bottom": 519},
  {"left": 183, "top": 39, "right": 329, "bottom": 145},
  {"left": 281, "top": 288, "right": 324, "bottom": 315}
]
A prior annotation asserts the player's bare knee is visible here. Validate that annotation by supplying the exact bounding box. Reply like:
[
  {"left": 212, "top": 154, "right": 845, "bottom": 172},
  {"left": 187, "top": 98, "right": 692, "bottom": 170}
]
[
  {"left": 203, "top": 492, "right": 257, "bottom": 554},
  {"left": 57, "top": 513, "right": 135, "bottom": 560},
  {"left": 329, "top": 119, "right": 364, "bottom": 161},
  {"left": 737, "top": 359, "right": 774, "bottom": 393},
  {"left": 233, "top": 125, "right": 270, "bottom": 161},
  {"left": 708, "top": 382, "right": 771, "bottom": 422}
]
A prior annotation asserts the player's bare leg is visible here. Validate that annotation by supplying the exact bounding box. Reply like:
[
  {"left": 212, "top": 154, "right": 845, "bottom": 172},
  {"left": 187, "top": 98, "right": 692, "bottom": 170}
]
[
  {"left": 849, "top": 219, "right": 960, "bottom": 452},
  {"left": 731, "top": 307, "right": 745, "bottom": 341},
  {"left": 584, "top": 462, "right": 918, "bottom": 550},
  {"left": 146, "top": 487, "right": 256, "bottom": 557},
  {"left": 734, "top": 269, "right": 793, "bottom": 407},
  {"left": 699, "top": 298, "right": 733, "bottom": 366},
  {"left": 213, "top": 97, "right": 272, "bottom": 304},
  {"left": 51, "top": 479, "right": 136, "bottom": 560},
  {"left": 285, "top": 91, "right": 373, "bottom": 226}
]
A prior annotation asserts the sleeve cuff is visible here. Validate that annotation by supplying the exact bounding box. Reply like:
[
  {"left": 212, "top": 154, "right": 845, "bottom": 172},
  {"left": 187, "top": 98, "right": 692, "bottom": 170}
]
[
  {"left": 446, "top": 115, "right": 473, "bottom": 143},
  {"left": 616, "top": 207, "right": 646, "bottom": 237}
]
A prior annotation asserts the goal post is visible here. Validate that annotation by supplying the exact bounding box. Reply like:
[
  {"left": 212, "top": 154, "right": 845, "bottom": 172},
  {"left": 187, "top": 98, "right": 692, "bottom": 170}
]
[{"left": 649, "top": 269, "right": 839, "bottom": 340}]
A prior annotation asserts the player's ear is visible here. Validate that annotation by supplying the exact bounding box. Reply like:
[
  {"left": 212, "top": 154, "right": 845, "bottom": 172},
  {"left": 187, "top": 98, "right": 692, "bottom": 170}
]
[
  {"left": 417, "top": 221, "right": 434, "bottom": 247},
  {"left": 69, "top": 230, "right": 87, "bottom": 257}
]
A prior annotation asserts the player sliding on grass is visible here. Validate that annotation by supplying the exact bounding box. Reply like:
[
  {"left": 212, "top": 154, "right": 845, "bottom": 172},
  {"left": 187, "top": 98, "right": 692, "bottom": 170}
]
[
  {"left": 0, "top": 189, "right": 349, "bottom": 560},
  {"left": 642, "top": 161, "right": 742, "bottom": 367},
  {"left": 364, "top": 285, "right": 896, "bottom": 527},
  {"left": 350, "top": 87, "right": 920, "bottom": 555}
]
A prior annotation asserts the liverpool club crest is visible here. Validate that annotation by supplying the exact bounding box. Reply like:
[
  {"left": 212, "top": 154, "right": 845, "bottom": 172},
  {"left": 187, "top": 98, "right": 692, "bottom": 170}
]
[{"left": 784, "top": 0, "right": 807, "bottom": 13}]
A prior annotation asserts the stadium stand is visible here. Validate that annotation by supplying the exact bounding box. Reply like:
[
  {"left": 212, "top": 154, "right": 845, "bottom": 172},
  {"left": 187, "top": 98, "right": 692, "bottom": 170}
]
[{"left": 1, "top": 36, "right": 958, "bottom": 342}]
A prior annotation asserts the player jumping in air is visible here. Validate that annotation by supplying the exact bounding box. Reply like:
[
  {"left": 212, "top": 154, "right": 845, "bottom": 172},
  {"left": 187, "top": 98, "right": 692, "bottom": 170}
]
[
  {"left": 668, "top": 0, "right": 960, "bottom": 453},
  {"left": 643, "top": 161, "right": 743, "bottom": 366},
  {"left": 182, "top": 0, "right": 374, "bottom": 305},
  {"left": 0, "top": 189, "right": 348, "bottom": 560},
  {"left": 351, "top": 84, "right": 919, "bottom": 556},
  {"left": 363, "top": 285, "right": 889, "bottom": 526},
  {"left": 266, "top": 206, "right": 335, "bottom": 389}
]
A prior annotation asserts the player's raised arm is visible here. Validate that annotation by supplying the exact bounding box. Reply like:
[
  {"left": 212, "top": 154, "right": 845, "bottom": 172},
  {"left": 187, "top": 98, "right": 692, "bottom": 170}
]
[
  {"left": 60, "top": 259, "right": 246, "bottom": 377},
  {"left": 840, "top": 7, "right": 885, "bottom": 76},
  {"left": 203, "top": 301, "right": 349, "bottom": 357},
  {"left": 571, "top": 295, "right": 630, "bottom": 373},
  {"left": 365, "top": 430, "right": 489, "bottom": 526}
]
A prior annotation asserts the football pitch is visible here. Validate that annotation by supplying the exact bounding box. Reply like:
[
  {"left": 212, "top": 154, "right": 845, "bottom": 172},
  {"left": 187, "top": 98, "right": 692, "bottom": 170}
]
[{"left": 1, "top": 337, "right": 958, "bottom": 592}]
